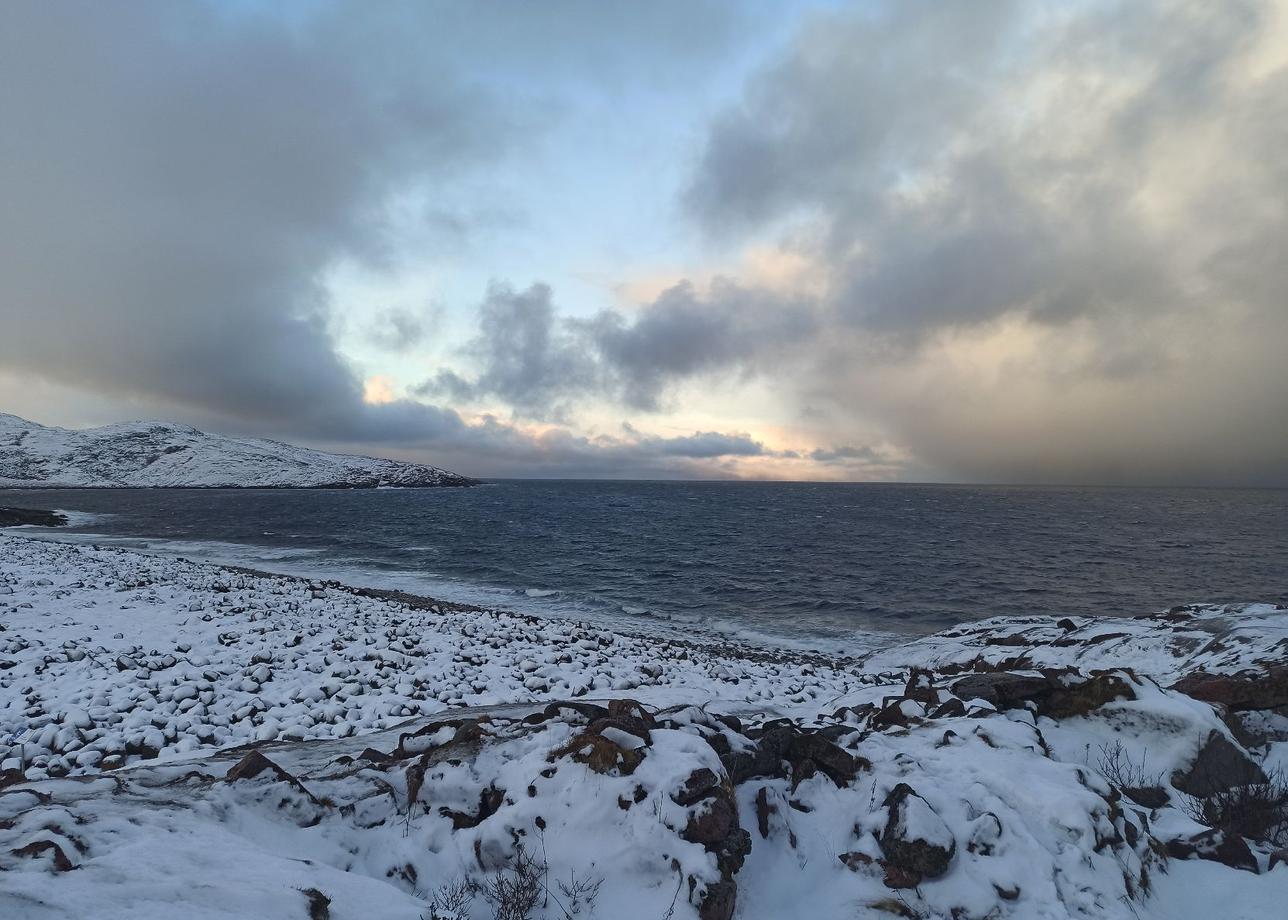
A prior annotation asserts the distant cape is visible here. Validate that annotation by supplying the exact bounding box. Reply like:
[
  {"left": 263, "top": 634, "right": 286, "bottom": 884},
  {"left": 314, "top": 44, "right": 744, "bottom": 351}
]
[{"left": 0, "top": 413, "right": 474, "bottom": 488}]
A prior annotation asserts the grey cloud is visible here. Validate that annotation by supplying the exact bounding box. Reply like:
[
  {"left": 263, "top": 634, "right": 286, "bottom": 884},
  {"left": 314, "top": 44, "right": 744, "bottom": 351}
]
[
  {"left": 0, "top": 1, "right": 511, "bottom": 444},
  {"left": 581, "top": 279, "right": 817, "bottom": 410},
  {"left": 678, "top": 0, "right": 1288, "bottom": 485},
  {"left": 415, "top": 283, "right": 599, "bottom": 420},
  {"left": 367, "top": 309, "right": 428, "bottom": 353},
  {"left": 620, "top": 424, "right": 766, "bottom": 459},
  {"left": 688, "top": 0, "right": 1022, "bottom": 234},
  {"left": 419, "top": 420, "right": 775, "bottom": 480},
  {"left": 427, "top": 278, "right": 818, "bottom": 416},
  {"left": 809, "top": 446, "right": 880, "bottom": 464}
]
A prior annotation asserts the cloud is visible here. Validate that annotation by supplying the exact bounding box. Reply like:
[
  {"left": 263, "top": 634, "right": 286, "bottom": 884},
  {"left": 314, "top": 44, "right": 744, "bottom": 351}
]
[
  {"left": 413, "top": 283, "right": 600, "bottom": 420},
  {"left": 447, "top": 424, "right": 774, "bottom": 480},
  {"left": 6, "top": 0, "right": 1286, "bottom": 485},
  {"left": 581, "top": 278, "right": 818, "bottom": 410},
  {"left": 809, "top": 445, "right": 882, "bottom": 464},
  {"left": 0, "top": 1, "right": 516, "bottom": 445},
  {"left": 423, "top": 277, "right": 818, "bottom": 416},
  {"left": 673, "top": 0, "right": 1288, "bottom": 485},
  {"left": 367, "top": 309, "right": 427, "bottom": 353}
]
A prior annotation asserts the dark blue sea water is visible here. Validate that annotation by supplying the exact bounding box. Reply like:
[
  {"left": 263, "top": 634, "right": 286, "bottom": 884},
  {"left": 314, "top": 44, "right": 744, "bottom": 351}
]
[{"left": 4, "top": 482, "right": 1286, "bottom": 651}]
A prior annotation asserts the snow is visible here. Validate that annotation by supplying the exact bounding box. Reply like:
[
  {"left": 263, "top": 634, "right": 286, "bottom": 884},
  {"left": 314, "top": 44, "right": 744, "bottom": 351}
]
[
  {"left": 0, "top": 412, "right": 472, "bottom": 488},
  {"left": 1, "top": 532, "right": 1285, "bottom": 919}
]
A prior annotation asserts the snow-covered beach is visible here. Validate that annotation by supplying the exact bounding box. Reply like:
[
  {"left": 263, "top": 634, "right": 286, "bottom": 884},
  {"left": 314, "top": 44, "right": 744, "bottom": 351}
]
[{"left": 2, "top": 532, "right": 1286, "bottom": 919}]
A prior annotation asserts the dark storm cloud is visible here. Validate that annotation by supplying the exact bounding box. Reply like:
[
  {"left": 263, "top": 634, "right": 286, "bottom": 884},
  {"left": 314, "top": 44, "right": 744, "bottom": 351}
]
[
  {"left": 0, "top": 0, "right": 503, "bottom": 440},
  {"left": 424, "top": 279, "right": 818, "bottom": 416}
]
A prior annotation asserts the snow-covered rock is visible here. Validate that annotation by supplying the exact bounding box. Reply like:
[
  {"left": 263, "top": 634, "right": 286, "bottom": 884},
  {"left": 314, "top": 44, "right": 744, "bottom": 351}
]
[
  {"left": 0, "top": 412, "right": 473, "bottom": 488},
  {"left": 2, "top": 533, "right": 1287, "bottom": 919}
]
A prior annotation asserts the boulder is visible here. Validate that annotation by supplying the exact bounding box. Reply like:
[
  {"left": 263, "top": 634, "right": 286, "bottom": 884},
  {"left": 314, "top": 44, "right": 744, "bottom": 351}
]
[
  {"left": 879, "top": 784, "right": 956, "bottom": 887},
  {"left": 949, "top": 672, "right": 1049, "bottom": 708},
  {"left": 679, "top": 773, "right": 751, "bottom": 920},
  {"left": 697, "top": 879, "right": 738, "bottom": 920},
  {"left": 552, "top": 731, "right": 644, "bottom": 776},
  {"left": 1165, "top": 828, "right": 1258, "bottom": 873},
  {"left": 673, "top": 768, "right": 721, "bottom": 807},
  {"left": 1172, "top": 667, "right": 1288, "bottom": 712},
  {"left": 948, "top": 670, "right": 1134, "bottom": 718},
  {"left": 786, "top": 731, "right": 866, "bottom": 787},
  {"left": 1171, "top": 731, "right": 1266, "bottom": 797},
  {"left": 1038, "top": 672, "right": 1134, "bottom": 718}
]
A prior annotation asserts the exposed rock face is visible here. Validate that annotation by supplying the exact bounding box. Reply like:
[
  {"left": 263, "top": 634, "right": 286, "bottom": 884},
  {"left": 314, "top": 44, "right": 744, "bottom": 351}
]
[
  {"left": 879, "top": 783, "right": 957, "bottom": 887},
  {"left": 713, "top": 720, "right": 867, "bottom": 788},
  {"left": 1172, "top": 731, "right": 1267, "bottom": 797},
  {"left": 1172, "top": 668, "right": 1288, "bottom": 712},
  {"left": 1038, "top": 672, "right": 1135, "bottom": 718},
  {"left": 949, "top": 672, "right": 1050, "bottom": 708},
  {"left": 681, "top": 779, "right": 751, "bottom": 920},
  {"left": 950, "top": 670, "right": 1134, "bottom": 718}
]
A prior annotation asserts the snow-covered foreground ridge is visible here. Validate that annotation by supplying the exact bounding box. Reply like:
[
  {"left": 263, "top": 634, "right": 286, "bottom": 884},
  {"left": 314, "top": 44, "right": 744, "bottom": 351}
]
[
  {"left": 0, "top": 412, "right": 473, "bottom": 487},
  {"left": 1, "top": 535, "right": 1286, "bottom": 919}
]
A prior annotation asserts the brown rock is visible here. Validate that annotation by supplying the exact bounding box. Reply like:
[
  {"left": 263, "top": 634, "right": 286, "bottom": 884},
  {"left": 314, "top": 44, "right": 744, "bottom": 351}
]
[
  {"left": 948, "top": 672, "right": 1049, "bottom": 708},
  {"left": 786, "top": 732, "right": 866, "bottom": 787},
  {"left": 1171, "top": 732, "right": 1266, "bottom": 797},
  {"left": 879, "top": 784, "right": 956, "bottom": 885},
  {"left": 754, "top": 786, "right": 775, "bottom": 839},
  {"left": 697, "top": 878, "right": 738, "bottom": 920},
  {"left": 684, "top": 795, "right": 738, "bottom": 846},
  {"left": 1165, "top": 828, "right": 1258, "bottom": 873},
  {"left": 673, "top": 767, "right": 721, "bottom": 806},
  {"left": 1172, "top": 668, "right": 1288, "bottom": 712},
  {"left": 1038, "top": 673, "right": 1134, "bottom": 718},
  {"left": 552, "top": 731, "right": 645, "bottom": 776},
  {"left": 11, "top": 839, "right": 74, "bottom": 872}
]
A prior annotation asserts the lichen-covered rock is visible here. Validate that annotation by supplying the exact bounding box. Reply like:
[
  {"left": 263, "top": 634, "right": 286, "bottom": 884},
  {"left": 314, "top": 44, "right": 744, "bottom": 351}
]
[{"left": 1038, "top": 672, "right": 1135, "bottom": 718}]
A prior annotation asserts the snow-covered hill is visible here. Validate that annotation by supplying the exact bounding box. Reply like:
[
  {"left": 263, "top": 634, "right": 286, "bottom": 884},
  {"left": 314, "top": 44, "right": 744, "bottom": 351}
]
[{"left": 0, "top": 413, "right": 473, "bottom": 488}]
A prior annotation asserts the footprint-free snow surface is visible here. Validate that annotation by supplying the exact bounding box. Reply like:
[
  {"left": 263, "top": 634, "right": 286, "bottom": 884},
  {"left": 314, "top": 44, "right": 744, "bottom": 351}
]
[
  {"left": 0, "top": 413, "right": 472, "bottom": 488},
  {"left": 1, "top": 534, "right": 1286, "bottom": 919}
]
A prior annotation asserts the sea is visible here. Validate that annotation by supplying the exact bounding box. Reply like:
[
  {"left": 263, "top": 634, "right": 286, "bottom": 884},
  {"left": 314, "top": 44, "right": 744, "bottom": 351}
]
[{"left": 4, "top": 481, "right": 1286, "bottom": 654}]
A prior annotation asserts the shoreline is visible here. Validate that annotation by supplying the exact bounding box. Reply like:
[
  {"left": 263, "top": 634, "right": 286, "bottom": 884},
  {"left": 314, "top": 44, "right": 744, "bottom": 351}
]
[{"left": 2, "top": 531, "right": 1287, "bottom": 918}]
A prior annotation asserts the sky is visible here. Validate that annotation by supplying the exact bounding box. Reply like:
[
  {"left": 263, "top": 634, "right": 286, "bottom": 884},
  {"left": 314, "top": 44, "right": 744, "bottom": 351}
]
[{"left": 2, "top": 0, "right": 1287, "bottom": 484}]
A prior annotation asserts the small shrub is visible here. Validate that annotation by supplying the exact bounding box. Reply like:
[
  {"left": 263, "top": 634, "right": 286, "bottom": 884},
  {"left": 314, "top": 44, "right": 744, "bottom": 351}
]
[
  {"left": 421, "top": 844, "right": 604, "bottom": 920},
  {"left": 1096, "top": 740, "right": 1162, "bottom": 790},
  {"left": 554, "top": 868, "right": 602, "bottom": 918},
  {"left": 426, "top": 877, "right": 476, "bottom": 920},
  {"left": 1182, "top": 767, "right": 1288, "bottom": 846},
  {"left": 477, "top": 844, "right": 544, "bottom": 920}
]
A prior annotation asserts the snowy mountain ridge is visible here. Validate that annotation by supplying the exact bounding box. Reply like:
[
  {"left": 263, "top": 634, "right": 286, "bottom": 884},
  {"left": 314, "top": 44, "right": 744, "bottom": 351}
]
[{"left": 0, "top": 413, "right": 474, "bottom": 488}]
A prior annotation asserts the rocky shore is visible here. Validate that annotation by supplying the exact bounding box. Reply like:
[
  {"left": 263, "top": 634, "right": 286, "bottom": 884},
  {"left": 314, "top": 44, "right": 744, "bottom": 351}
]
[
  {"left": 0, "top": 506, "right": 67, "bottom": 528},
  {"left": 1, "top": 534, "right": 1285, "bottom": 919}
]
